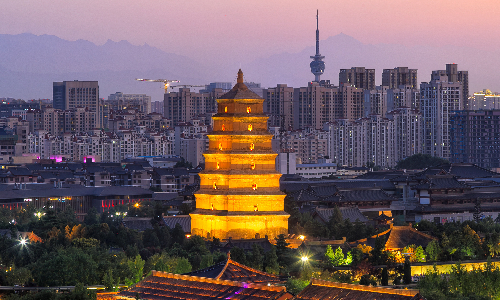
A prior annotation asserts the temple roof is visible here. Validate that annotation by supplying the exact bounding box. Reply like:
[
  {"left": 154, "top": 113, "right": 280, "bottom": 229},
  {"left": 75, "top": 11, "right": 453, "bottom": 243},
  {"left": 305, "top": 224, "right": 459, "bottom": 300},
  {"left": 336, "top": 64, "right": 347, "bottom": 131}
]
[
  {"left": 295, "top": 279, "right": 425, "bottom": 300},
  {"left": 219, "top": 69, "right": 263, "bottom": 100},
  {"left": 113, "top": 271, "right": 290, "bottom": 300},
  {"left": 385, "top": 225, "right": 437, "bottom": 250},
  {"left": 185, "top": 259, "right": 283, "bottom": 284}
]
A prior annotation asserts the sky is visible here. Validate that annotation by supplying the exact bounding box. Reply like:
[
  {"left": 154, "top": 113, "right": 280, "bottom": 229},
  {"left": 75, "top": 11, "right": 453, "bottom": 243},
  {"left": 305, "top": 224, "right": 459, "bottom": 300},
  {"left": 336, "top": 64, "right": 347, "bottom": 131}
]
[{"left": 1, "top": 0, "right": 499, "bottom": 66}]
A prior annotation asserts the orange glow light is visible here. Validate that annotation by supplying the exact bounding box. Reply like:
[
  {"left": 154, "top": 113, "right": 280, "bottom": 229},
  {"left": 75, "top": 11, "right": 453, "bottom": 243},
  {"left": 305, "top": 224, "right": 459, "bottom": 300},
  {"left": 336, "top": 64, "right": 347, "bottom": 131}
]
[
  {"left": 248, "top": 124, "right": 252, "bottom": 131},
  {"left": 251, "top": 162, "right": 256, "bottom": 170},
  {"left": 250, "top": 143, "right": 254, "bottom": 151},
  {"left": 247, "top": 107, "right": 251, "bottom": 113}
]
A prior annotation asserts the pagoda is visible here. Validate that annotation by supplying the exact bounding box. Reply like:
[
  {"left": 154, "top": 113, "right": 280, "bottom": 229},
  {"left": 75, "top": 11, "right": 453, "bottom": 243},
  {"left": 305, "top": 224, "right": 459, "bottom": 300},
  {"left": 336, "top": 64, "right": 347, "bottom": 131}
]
[{"left": 190, "top": 70, "right": 289, "bottom": 240}]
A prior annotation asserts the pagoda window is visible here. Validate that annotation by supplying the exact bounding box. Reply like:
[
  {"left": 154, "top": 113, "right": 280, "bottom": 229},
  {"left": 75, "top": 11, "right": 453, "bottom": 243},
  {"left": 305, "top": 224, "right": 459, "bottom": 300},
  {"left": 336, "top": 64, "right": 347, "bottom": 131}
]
[
  {"left": 251, "top": 162, "right": 255, "bottom": 170},
  {"left": 224, "top": 106, "right": 227, "bottom": 113},
  {"left": 216, "top": 162, "right": 220, "bottom": 170},
  {"left": 247, "top": 107, "right": 251, "bottom": 113},
  {"left": 211, "top": 203, "right": 214, "bottom": 210},
  {"left": 254, "top": 205, "right": 258, "bottom": 211},
  {"left": 219, "top": 143, "right": 223, "bottom": 151},
  {"left": 213, "top": 182, "right": 217, "bottom": 190},
  {"left": 222, "top": 124, "right": 225, "bottom": 131},
  {"left": 248, "top": 124, "right": 252, "bottom": 131},
  {"left": 252, "top": 183, "right": 257, "bottom": 190},
  {"left": 250, "top": 143, "right": 254, "bottom": 151}
]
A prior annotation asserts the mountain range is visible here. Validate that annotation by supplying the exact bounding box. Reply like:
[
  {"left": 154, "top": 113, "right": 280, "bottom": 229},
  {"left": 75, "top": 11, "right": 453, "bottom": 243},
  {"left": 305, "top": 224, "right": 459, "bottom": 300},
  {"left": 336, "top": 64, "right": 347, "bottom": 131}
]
[{"left": 0, "top": 33, "right": 498, "bottom": 101}]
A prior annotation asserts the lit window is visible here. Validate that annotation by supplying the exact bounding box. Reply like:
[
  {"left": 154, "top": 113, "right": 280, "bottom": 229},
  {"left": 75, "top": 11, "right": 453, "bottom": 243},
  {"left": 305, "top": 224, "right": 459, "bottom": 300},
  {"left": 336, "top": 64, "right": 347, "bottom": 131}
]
[
  {"left": 252, "top": 183, "right": 257, "bottom": 190},
  {"left": 251, "top": 162, "right": 256, "bottom": 170},
  {"left": 213, "top": 182, "right": 217, "bottom": 190},
  {"left": 250, "top": 143, "right": 254, "bottom": 151},
  {"left": 247, "top": 107, "right": 251, "bottom": 113},
  {"left": 219, "top": 143, "right": 223, "bottom": 151},
  {"left": 224, "top": 106, "right": 227, "bottom": 113},
  {"left": 254, "top": 205, "right": 258, "bottom": 211},
  {"left": 222, "top": 124, "right": 225, "bottom": 131},
  {"left": 216, "top": 162, "right": 220, "bottom": 170},
  {"left": 211, "top": 203, "right": 214, "bottom": 210},
  {"left": 248, "top": 124, "right": 252, "bottom": 131}
]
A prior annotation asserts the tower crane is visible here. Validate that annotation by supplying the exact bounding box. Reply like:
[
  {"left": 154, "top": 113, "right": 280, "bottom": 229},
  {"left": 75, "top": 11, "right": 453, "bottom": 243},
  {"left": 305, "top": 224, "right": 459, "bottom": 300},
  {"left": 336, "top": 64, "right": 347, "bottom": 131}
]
[
  {"left": 135, "top": 78, "right": 180, "bottom": 93},
  {"left": 170, "top": 84, "right": 205, "bottom": 91}
]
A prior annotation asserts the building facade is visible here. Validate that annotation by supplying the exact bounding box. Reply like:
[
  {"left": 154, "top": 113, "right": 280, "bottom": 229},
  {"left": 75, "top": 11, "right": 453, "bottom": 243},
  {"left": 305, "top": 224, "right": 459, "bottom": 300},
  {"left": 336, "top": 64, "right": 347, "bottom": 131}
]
[
  {"left": 339, "top": 67, "right": 375, "bottom": 90},
  {"left": 382, "top": 67, "right": 418, "bottom": 89},
  {"left": 53, "top": 81, "right": 101, "bottom": 127}
]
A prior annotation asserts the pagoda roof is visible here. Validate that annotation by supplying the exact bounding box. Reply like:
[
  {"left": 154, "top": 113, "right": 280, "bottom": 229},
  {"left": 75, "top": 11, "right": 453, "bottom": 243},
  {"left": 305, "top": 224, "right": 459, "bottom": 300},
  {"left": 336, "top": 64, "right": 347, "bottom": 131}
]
[
  {"left": 385, "top": 224, "right": 437, "bottom": 251},
  {"left": 185, "top": 258, "right": 282, "bottom": 284},
  {"left": 113, "top": 270, "right": 290, "bottom": 300},
  {"left": 219, "top": 69, "right": 263, "bottom": 100},
  {"left": 295, "top": 279, "right": 425, "bottom": 300}
]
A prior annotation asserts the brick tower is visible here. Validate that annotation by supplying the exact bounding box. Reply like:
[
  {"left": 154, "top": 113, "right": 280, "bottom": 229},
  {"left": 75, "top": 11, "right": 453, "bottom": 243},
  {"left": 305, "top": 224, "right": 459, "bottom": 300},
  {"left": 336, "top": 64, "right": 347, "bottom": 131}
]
[{"left": 190, "top": 70, "right": 289, "bottom": 239}]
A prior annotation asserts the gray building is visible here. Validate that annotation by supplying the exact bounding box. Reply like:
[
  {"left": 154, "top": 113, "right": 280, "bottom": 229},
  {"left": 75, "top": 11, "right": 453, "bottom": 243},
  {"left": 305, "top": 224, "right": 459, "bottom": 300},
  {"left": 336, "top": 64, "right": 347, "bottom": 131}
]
[
  {"left": 339, "top": 67, "right": 375, "bottom": 90},
  {"left": 53, "top": 81, "right": 101, "bottom": 127},
  {"left": 382, "top": 67, "right": 418, "bottom": 89}
]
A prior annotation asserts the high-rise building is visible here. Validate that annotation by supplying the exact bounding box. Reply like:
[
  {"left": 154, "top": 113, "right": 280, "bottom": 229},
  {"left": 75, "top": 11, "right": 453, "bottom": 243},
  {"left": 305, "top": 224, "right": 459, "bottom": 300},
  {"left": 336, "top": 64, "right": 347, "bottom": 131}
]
[
  {"left": 387, "top": 85, "right": 420, "bottom": 111},
  {"left": 387, "top": 107, "right": 422, "bottom": 162},
  {"left": 364, "top": 86, "right": 388, "bottom": 117},
  {"left": 190, "top": 70, "right": 289, "bottom": 239},
  {"left": 310, "top": 10, "right": 325, "bottom": 82},
  {"left": 164, "top": 88, "right": 225, "bottom": 125},
  {"left": 264, "top": 84, "right": 294, "bottom": 129},
  {"left": 339, "top": 67, "right": 375, "bottom": 90},
  {"left": 53, "top": 81, "right": 100, "bottom": 126},
  {"left": 446, "top": 64, "right": 469, "bottom": 109},
  {"left": 450, "top": 110, "right": 500, "bottom": 169},
  {"left": 382, "top": 67, "right": 418, "bottom": 89},
  {"left": 420, "top": 68, "right": 464, "bottom": 159},
  {"left": 107, "top": 92, "right": 151, "bottom": 114},
  {"left": 469, "top": 90, "right": 500, "bottom": 110}
]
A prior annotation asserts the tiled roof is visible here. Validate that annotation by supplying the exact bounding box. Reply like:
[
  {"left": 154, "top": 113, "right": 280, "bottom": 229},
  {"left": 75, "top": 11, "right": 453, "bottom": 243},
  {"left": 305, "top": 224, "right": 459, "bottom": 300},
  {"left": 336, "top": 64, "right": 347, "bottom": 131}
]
[
  {"left": 413, "top": 175, "right": 469, "bottom": 190},
  {"left": 295, "top": 279, "right": 425, "bottom": 300},
  {"left": 314, "top": 207, "right": 368, "bottom": 224},
  {"left": 385, "top": 225, "right": 437, "bottom": 250},
  {"left": 163, "top": 215, "right": 191, "bottom": 233},
  {"left": 448, "top": 163, "right": 500, "bottom": 179},
  {"left": 355, "top": 171, "right": 405, "bottom": 180},
  {"left": 114, "top": 271, "right": 290, "bottom": 300},
  {"left": 218, "top": 73, "right": 263, "bottom": 100},
  {"left": 186, "top": 259, "right": 282, "bottom": 284},
  {"left": 338, "top": 189, "right": 395, "bottom": 203}
]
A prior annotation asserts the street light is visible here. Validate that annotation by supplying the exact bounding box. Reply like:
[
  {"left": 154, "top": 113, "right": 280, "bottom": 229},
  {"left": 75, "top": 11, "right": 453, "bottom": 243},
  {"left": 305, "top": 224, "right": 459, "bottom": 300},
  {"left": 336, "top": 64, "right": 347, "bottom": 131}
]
[
  {"left": 301, "top": 256, "right": 308, "bottom": 262},
  {"left": 20, "top": 239, "right": 27, "bottom": 246}
]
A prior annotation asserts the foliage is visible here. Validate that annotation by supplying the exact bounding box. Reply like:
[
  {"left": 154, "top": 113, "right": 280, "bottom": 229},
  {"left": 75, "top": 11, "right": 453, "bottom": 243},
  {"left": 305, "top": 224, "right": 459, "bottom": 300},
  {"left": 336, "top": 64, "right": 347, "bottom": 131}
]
[
  {"left": 285, "top": 278, "right": 310, "bottom": 295},
  {"left": 325, "top": 246, "right": 352, "bottom": 266},
  {"left": 5, "top": 267, "right": 32, "bottom": 286},
  {"left": 381, "top": 267, "right": 388, "bottom": 286},
  {"left": 395, "top": 153, "right": 449, "bottom": 170},
  {"left": 174, "top": 158, "right": 193, "bottom": 169},
  {"left": 418, "top": 260, "right": 500, "bottom": 300},
  {"left": 359, "top": 274, "right": 377, "bottom": 286}
]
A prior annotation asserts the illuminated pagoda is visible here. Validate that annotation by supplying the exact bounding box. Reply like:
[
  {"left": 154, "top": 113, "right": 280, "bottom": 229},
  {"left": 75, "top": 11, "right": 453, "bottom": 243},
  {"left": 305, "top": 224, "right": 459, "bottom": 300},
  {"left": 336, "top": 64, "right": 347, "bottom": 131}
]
[{"left": 190, "top": 70, "right": 289, "bottom": 240}]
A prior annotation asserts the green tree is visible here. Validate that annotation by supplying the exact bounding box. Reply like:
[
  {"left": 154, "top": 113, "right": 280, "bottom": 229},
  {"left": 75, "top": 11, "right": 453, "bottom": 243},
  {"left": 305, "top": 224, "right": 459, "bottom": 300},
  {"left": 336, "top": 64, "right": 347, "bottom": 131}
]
[
  {"left": 264, "top": 246, "right": 280, "bottom": 275},
  {"left": 126, "top": 255, "right": 145, "bottom": 285},
  {"left": 6, "top": 267, "right": 32, "bottom": 286},
  {"left": 425, "top": 240, "right": 441, "bottom": 262},
  {"left": 229, "top": 247, "right": 247, "bottom": 265},
  {"left": 103, "top": 269, "right": 118, "bottom": 292},
  {"left": 403, "top": 258, "right": 412, "bottom": 284},
  {"left": 285, "top": 278, "right": 310, "bottom": 295}
]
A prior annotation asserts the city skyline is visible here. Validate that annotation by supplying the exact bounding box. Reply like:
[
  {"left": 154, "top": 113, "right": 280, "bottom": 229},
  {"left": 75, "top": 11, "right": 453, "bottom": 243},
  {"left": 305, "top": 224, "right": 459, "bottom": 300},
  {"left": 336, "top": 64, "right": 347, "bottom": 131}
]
[{"left": 1, "top": 1, "right": 500, "bottom": 100}]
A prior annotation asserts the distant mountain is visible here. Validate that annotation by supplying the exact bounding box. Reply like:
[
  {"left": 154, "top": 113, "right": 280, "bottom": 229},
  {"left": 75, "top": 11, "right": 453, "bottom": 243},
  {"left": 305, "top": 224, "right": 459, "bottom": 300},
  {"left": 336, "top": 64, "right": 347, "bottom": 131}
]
[
  {"left": 245, "top": 33, "right": 500, "bottom": 94},
  {"left": 0, "top": 33, "right": 498, "bottom": 100},
  {"left": 0, "top": 33, "right": 211, "bottom": 101}
]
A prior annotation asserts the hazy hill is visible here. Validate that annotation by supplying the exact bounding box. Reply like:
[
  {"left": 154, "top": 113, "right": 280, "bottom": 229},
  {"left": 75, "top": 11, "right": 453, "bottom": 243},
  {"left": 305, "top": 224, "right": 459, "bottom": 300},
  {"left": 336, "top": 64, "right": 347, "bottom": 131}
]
[{"left": 0, "top": 33, "right": 498, "bottom": 100}]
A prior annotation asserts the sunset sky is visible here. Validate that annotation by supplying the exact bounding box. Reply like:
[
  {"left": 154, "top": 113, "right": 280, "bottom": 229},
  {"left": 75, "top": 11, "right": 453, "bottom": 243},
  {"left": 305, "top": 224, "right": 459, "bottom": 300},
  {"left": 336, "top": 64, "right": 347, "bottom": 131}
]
[{"left": 1, "top": 0, "right": 498, "bottom": 65}]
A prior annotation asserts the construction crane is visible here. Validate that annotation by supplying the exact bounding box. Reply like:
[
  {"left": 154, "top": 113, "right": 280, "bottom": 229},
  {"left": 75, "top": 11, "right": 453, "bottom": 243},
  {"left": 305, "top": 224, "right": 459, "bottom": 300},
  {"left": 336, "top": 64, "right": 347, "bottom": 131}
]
[
  {"left": 170, "top": 84, "right": 205, "bottom": 91},
  {"left": 135, "top": 78, "right": 180, "bottom": 93}
]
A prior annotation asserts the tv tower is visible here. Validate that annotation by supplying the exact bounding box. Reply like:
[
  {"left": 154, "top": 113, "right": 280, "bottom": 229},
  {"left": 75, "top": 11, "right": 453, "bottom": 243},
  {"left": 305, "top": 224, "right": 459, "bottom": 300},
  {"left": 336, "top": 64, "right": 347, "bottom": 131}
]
[{"left": 310, "top": 10, "right": 325, "bottom": 82}]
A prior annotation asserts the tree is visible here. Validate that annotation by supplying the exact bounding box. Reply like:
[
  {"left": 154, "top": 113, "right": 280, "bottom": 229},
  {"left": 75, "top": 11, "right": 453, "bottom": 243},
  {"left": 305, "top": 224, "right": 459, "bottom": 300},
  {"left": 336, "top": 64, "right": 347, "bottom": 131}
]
[
  {"left": 381, "top": 267, "right": 388, "bottom": 286},
  {"left": 174, "top": 158, "right": 193, "bottom": 169},
  {"left": 103, "top": 269, "right": 118, "bottom": 292},
  {"left": 395, "top": 153, "right": 449, "bottom": 170},
  {"left": 264, "top": 246, "right": 280, "bottom": 275},
  {"left": 275, "top": 234, "right": 291, "bottom": 268},
  {"left": 84, "top": 207, "right": 100, "bottom": 226},
  {"left": 425, "top": 240, "right": 441, "bottom": 262},
  {"left": 229, "top": 247, "right": 247, "bottom": 265},
  {"left": 6, "top": 267, "right": 32, "bottom": 286},
  {"left": 325, "top": 246, "right": 350, "bottom": 267},
  {"left": 403, "top": 258, "right": 412, "bottom": 284}
]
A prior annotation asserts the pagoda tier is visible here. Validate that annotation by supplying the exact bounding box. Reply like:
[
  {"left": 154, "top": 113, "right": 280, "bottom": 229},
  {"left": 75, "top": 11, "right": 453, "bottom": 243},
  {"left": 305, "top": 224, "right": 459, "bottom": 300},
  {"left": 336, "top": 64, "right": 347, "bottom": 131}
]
[{"left": 190, "top": 70, "right": 289, "bottom": 240}]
